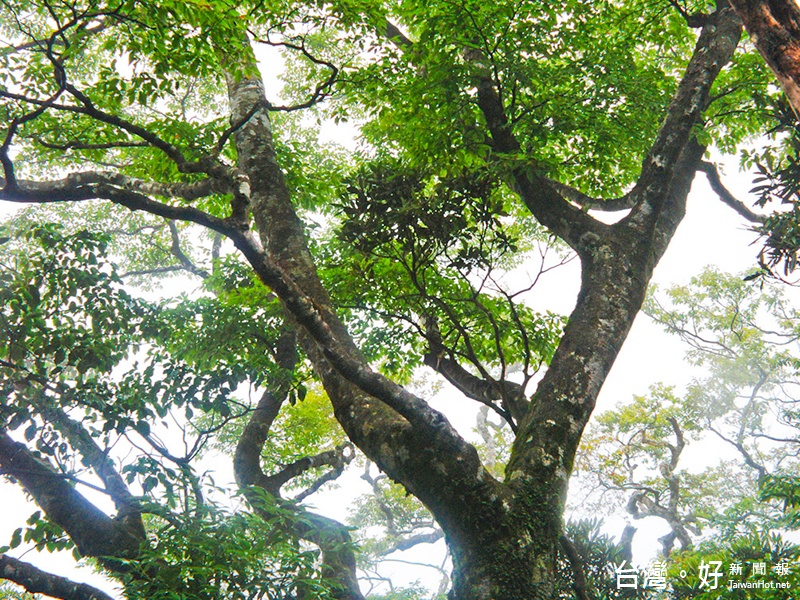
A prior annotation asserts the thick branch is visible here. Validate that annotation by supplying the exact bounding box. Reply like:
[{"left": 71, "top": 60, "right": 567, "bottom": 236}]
[
  {"left": 379, "top": 530, "right": 445, "bottom": 556},
  {"left": 293, "top": 453, "right": 352, "bottom": 502},
  {"left": 0, "top": 430, "right": 142, "bottom": 560},
  {"left": 619, "top": 524, "right": 636, "bottom": 564},
  {"left": 231, "top": 229, "right": 482, "bottom": 436},
  {"left": 423, "top": 345, "right": 524, "bottom": 427},
  {"left": 218, "top": 62, "right": 500, "bottom": 532},
  {"left": 663, "top": 418, "right": 685, "bottom": 514},
  {"left": 234, "top": 389, "right": 285, "bottom": 490},
  {"left": 34, "top": 403, "right": 144, "bottom": 537},
  {"left": 0, "top": 171, "right": 229, "bottom": 202},
  {"left": 0, "top": 555, "right": 114, "bottom": 600},
  {"left": 503, "top": 10, "right": 741, "bottom": 562},
  {"left": 0, "top": 176, "right": 239, "bottom": 238},
  {"left": 470, "top": 51, "right": 605, "bottom": 251},
  {"left": 545, "top": 179, "right": 633, "bottom": 213},
  {"left": 268, "top": 444, "right": 353, "bottom": 497},
  {"left": 633, "top": 492, "right": 693, "bottom": 555},
  {"left": 235, "top": 399, "right": 363, "bottom": 599}
]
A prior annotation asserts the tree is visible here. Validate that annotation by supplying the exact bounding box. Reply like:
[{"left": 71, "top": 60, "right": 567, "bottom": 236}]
[
  {"left": 0, "top": 1, "right": 783, "bottom": 598},
  {"left": 573, "top": 269, "right": 800, "bottom": 597}
]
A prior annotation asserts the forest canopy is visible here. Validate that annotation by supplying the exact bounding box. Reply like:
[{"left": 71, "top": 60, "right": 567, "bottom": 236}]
[{"left": 1, "top": 1, "right": 800, "bottom": 599}]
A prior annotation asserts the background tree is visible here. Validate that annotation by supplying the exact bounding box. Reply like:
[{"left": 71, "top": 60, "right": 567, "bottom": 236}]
[
  {"left": 573, "top": 269, "right": 800, "bottom": 597},
  {"left": 0, "top": 0, "right": 788, "bottom": 598}
]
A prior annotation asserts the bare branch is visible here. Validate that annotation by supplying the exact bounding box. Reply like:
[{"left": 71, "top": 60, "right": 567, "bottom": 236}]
[
  {"left": 545, "top": 179, "right": 633, "bottom": 212},
  {"left": 698, "top": 161, "right": 765, "bottom": 223},
  {"left": 1, "top": 170, "right": 229, "bottom": 202},
  {"left": 249, "top": 35, "right": 338, "bottom": 112},
  {"left": 293, "top": 457, "right": 351, "bottom": 502},
  {"left": 711, "top": 425, "right": 769, "bottom": 480},
  {"left": 378, "top": 530, "right": 445, "bottom": 556},
  {"left": 422, "top": 337, "right": 523, "bottom": 428},
  {"left": 167, "top": 220, "right": 210, "bottom": 279},
  {"left": 0, "top": 175, "right": 239, "bottom": 237},
  {"left": 279, "top": 444, "right": 354, "bottom": 499}
]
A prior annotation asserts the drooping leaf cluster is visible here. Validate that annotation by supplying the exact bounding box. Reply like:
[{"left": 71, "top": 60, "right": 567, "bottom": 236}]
[
  {"left": 320, "top": 162, "right": 565, "bottom": 386},
  {"left": 740, "top": 95, "right": 800, "bottom": 276}
]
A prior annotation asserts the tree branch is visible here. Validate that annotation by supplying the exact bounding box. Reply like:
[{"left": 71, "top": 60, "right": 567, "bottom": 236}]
[
  {"left": 668, "top": 0, "right": 710, "bottom": 28},
  {"left": 378, "top": 530, "right": 445, "bottom": 556},
  {"left": 545, "top": 179, "right": 634, "bottom": 213},
  {"left": 0, "top": 176, "right": 240, "bottom": 237},
  {"left": 698, "top": 161, "right": 765, "bottom": 222},
  {"left": 233, "top": 368, "right": 364, "bottom": 599},
  {"left": 34, "top": 402, "right": 144, "bottom": 538},
  {"left": 0, "top": 555, "right": 114, "bottom": 600},
  {"left": 226, "top": 226, "right": 492, "bottom": 495},
  {"left": 0, "top": 430, "right": 142, "bottom": 560},
  {"left": 248, "top": 35, "right": 339, "bottom": 112},
  {"left": 625, "top": 6, "right": 743, "bottom": 232},
  {"left": 422, "top": 322, "right": 526, "bottom": 428},
  {"left": 559, "top": 535, "right": 593, "bottom": 600},
  {"left": 384, "top": 20, "right": 413, "bottom": 48},
  {"left": 469, "top": 48, "right": 606, "bottom": 251},
  {"left": 293, "top": 449, "right": 353, "bottom": 502},
  {"left": 625, "top": 418, "right": 694, "bottom": 558},
  {"left": 729, "top": 0, "right": 800, "bottom": 117},
  {"left": 265, "top": 445, "right": 354, "bottom": 496},
  {"left": 167, "top": 221, "right": 210, "bottom": 279},
  {"left": 234, "top": 388, "right": 285, "bottom": 491},
  {"left": 1, "top": 170, "right": 230, "bottom": 203},
  {"left": 33, "top": 137, "right": 149, "bottom": 151}
]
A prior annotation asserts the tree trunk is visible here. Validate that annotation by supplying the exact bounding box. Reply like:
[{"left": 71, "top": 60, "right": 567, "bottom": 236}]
[
  {"left": 729, "top": 0, "right": 800, "bottom": 115},
  {"left": 220, "top": 7, "right": 741, "bottom": 598}
]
